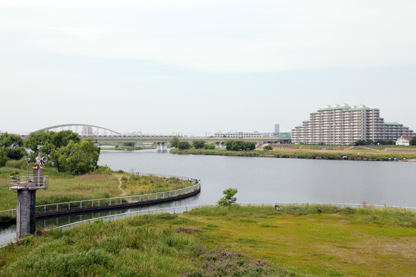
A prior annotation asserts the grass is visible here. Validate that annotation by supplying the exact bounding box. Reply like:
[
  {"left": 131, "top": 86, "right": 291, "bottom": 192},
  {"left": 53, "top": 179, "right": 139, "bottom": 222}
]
[
  {"left": 0, "top": 164, "right": 197, "bottom": 211},
  {"left": 0, "top": 204, "right": 415, "bottom": 276},
  {"left": 171, "top": 146, "right": 416, "bottom": 161},
  {"left": 121, "top": 174, "right": 195, "bottom": 196}
]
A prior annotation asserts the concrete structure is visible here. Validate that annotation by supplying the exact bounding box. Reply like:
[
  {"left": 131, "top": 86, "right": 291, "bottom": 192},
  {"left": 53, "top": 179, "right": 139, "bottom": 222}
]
[
  {"left": 81, "top": 126, "right": 93, "bottom": 135},
  {"left": 10, "top": 166, "right": 48, "bottom": 238},
  {"left": 396, "top": 136, "right": 415, "bottom": 146},
  {"left": 274, "top": 124, "right": 280, "bottom": 134},
  {"left": 156, "top": 142, "right": 168, "bottom": 152},
  {"left": 292, "top": 104, "right": 415, "bottom": 145},
  {"left": 215, "top": 142, "right": 226, "bottom": 149}
]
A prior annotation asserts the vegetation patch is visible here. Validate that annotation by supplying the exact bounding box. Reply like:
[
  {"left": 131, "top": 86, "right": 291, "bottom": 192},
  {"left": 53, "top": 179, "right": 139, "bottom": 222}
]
[{"left": 1, "top": 205, "right": 416, "bottom": 276}]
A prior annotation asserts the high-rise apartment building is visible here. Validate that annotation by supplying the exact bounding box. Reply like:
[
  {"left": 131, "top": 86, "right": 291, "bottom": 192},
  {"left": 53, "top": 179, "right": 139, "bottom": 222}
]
[
  {"left": 292, "top": 104, "right": 415, "bottom": 145},
  {"left": 274, "top": 124, "right": 280, "bottom": 133}
]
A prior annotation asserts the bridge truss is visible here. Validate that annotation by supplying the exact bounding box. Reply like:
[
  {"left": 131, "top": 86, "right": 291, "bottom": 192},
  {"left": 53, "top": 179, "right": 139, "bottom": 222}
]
[{"left": 32, "top": 124, "right": 121, "bottom": 136}]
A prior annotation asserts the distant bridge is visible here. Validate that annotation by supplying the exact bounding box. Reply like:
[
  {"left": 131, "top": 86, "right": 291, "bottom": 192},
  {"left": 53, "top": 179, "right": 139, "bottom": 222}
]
[{"left": 24, "top": 124, "right": 290, "bottom": 148}]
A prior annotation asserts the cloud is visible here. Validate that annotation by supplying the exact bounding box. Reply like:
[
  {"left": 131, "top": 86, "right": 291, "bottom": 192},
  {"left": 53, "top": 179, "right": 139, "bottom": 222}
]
[
  {"left": 1, "top": 1, "right": 416, "bottom": 73},
  {"left": 119, "top": 75, "right": 173, "bottom": 82}
]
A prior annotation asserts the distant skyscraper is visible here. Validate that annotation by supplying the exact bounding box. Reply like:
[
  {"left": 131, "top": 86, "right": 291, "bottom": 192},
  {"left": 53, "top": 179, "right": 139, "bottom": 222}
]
[
  {"left": 81, "top": 126, "right": 93, "bottom": 135},
  {"left": 274, "top": 124, "right": 280, "bottom": 134}
]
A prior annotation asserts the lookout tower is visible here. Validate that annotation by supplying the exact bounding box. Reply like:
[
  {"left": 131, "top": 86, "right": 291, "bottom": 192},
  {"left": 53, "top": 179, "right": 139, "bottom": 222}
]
[{"left": 10, "top": 146, "right": 48, "bottom": 238}]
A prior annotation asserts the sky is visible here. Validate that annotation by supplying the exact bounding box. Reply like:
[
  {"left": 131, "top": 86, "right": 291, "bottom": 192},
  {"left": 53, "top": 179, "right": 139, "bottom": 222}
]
[{"left": 1, "top": 0, "right": 416, "bottom": 135}]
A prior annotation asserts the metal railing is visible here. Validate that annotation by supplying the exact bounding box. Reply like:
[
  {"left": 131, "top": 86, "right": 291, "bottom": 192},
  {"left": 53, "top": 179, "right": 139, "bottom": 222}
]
[
  {"left": 10, "top": 175, "right": 49, "bottom": 188},
  {"left": 1, "top": 173, "right": 200, "bottom": 218},
  {"left": 34, "top": 181, "right": 201, "bottom": 214},
  {"left": 55, "top": 202, "right": 416, "bottom": 231}
]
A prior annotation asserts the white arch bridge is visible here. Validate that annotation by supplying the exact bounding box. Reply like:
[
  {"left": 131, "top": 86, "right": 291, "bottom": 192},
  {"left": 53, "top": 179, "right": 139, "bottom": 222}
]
[
  {"left": 23, "top": 124, "right": 290, "bottom": 151},
  {"left": 25, "top": 124, "right": 180, "bottom": 143}
]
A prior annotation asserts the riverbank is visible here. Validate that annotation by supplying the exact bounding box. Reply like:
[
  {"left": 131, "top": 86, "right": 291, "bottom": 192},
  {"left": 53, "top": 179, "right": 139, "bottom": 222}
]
[
  {"left": 170, "top": 147, "right": 416, "bottom": 161},
  {"left": 1, "top": 204, "right": 415, "bottom": 276},
  {"left": 0, "top": 163, "right": 197, "bottom": 223}
]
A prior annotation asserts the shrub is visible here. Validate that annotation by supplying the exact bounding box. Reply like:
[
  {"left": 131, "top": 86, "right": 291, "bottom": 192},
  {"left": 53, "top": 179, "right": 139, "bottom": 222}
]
[{"left": 178, "top": 142, "right": 191, "bottom": 150}]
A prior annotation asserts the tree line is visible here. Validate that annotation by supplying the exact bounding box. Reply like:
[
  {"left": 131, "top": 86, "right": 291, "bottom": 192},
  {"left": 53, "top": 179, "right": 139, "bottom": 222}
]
[
  {"left": 170, "top": 137, "right": 256, "bottom": 151},
  {"left": 0, "top": 130, "right": 100, "bottom": 175}
]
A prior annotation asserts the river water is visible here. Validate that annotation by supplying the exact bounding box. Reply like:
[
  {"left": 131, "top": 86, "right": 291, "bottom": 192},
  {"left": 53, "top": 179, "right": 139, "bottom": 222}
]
[
  {"left": 99, "top": 149, "right": 416, "bottom": 207},
  {"left": 1, "top": 150, "right": 415, "bottom": 246}
]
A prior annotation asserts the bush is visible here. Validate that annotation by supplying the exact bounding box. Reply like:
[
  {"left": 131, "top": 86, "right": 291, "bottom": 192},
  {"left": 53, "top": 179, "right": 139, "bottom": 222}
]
[
  {"left": 0, "top": 149, "right": 8, "bottom": 167},
  {"left": 192, "top": 140, "right": 206, "bottom": 149},
  {"left": 178, "top": 142, "right": 191, "bottom": 150},
  {"left": 204, "top": 144, "right": 215, "bottom": 150},
  {"left": 225, "top": 141, "right": 255, "bottom": 151}
]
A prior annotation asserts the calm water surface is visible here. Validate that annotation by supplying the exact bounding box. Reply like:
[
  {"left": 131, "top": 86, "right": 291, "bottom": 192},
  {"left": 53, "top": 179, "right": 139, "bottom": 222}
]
[
  {"left": 99, "top": 149, "right": 416, "bottom": 207},
  {"left": 1, "top": 150, "right": 415, "bottom": 246}
]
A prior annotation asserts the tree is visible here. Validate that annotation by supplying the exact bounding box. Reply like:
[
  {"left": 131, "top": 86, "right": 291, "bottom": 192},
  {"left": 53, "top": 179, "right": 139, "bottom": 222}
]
[
  {"left": 122, "top": 142, "right": 135, "bottom": 147},
  {"left": 410, "top": 137, "right": 416, "bottom": 146},
  {"left": 225, "top": 140, "right": 256, "bottom": 151},
  {"left": 0, "top": 149, "right": 8, "bottom": 167},
  {"left": 192, "top": 140, "right": 206, "bottom": 149},
  {"left": 56, "top": 138, "right": 100, "bottom": 175},
  {"left": 24, "top": 130, "right": 99, "bottom": 174},
  {"left": 204, "top": 143, "right": 215, "bottom": 150},
  {"left": 217, "top": 188, "right": 238, "bottom": 206},
  {"left": 0, "top": 133, "right": 25, "bottom": 160},
  {"left": 264, "top": 145, "right": 273, "bottom": 151},
  {"left": 178, "top": 141, "right": 191, "bottom": 150},
  {"left": 0, "top": 133, "right": 23, "bottom": 148},
  {"left": 170, "top": 137, "right": 180, "bottom": 148}
]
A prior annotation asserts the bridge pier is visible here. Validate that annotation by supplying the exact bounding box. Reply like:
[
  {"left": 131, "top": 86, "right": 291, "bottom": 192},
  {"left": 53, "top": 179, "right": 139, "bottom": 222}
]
[
  {"left": 157, "top": 142, "right": 168, "bottom": 152},
  {"left": 215, "top": 142, "right": 226, "bottom": 149}
]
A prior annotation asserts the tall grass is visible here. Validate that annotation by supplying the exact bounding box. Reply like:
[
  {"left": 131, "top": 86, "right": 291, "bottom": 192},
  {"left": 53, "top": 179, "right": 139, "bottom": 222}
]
[
  {"left": 171, "top": 148, "right": 416, "bottom": 161},
  {"left": 0, "top": 213, "right": 277, "bottom": 276},
  {"left": 122, "top": 174, "right": 195, "bottom": 196}
]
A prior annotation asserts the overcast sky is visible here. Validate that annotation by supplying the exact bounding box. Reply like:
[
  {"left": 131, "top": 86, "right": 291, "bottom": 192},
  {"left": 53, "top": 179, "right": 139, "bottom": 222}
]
[{"left": 1, "top": 0, "right": 416, "bottom": 135}]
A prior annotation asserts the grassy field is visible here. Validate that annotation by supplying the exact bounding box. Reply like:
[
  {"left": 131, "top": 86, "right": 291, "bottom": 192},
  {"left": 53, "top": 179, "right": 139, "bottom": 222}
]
[
  {"left": 171, "top": 146, "right": 416, "bottom": 161},
  {"left": 0, "top": 162, "right": 195, "bottom": 211},
  {"left": 0, "top": 204, "right": 415, "bottom": 276}
]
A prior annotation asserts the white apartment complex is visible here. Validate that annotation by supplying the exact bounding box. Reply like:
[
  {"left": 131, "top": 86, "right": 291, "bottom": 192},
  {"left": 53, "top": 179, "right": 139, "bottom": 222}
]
[{"left": 292, "top": 104, "right": 415, "bottom": 145}]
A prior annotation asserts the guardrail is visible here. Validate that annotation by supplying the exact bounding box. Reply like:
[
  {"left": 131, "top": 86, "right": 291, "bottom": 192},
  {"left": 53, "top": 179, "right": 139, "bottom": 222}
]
[
  {"left": 55, "top": 202, "right": 416, "bottom": 231},
  {"left": 0, "top": 173, "right": 200, "bottom": 218},
  {"left": 10, "top": 175, "right": 48, "bottom": 189},
  {"left": 34, "top": 182, "right": 200, "bottom": 215}
]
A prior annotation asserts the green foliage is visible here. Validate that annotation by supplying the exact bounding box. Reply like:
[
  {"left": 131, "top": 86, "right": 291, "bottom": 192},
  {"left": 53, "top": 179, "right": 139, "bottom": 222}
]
[
  {"left": 217, "top": 188, "right": 238, "bottom": 206},
  {"left": 0, "top": 133, "right": 23, "bottom": 148},
  {"left": 24, "top": 130, "right": 99, "bottom": 174},
  {"left": 178, "top": 141, "right": 191, "bottom": 150},
  {"left": 0, "top": 149, "right": 8, "bottom": 167},
  {"left": 192, "top": 140, "right": 206, "bottom": 149},
  {"left": 170, "top": 136, "right": 180, "bottom": 148},
  {"left": 410, "top": 137, "right": 416, "bottom": 145},
  {"left": 203, "top": 143, "right": 215, "bottom": 150},
  {"left": 0, "top": 133, "right": 25, "bottom": 161},
  {"left": 225, "top": 140, "right": 255, "bottom": 151},
  {"left": 122, "top": 142, "right": 135, "bottom": 147},
  {"left": 56, "top": 138, "right": 100, "bottom": 175},
  {"left": 263, "top": 145, "right": 273, "bottom": 150}
]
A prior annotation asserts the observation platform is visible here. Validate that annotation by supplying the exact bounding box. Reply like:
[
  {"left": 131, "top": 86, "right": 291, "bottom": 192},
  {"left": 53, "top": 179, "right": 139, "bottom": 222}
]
[{"left": 10, "top": 175, "right": 48, "bottom": 191}]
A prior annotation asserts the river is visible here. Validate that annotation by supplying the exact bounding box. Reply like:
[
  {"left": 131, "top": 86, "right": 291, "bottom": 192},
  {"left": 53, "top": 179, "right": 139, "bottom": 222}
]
[{"left": 1, "top": 149, "right": 415, "bottom": 246}]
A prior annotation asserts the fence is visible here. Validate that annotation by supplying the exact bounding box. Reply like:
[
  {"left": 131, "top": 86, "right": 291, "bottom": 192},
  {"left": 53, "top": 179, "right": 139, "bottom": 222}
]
[
  {"left": 0, "top": 173, "right": 201, "bottom": 218},
  {"left": 56, "top": 202, "right": 416, "bottom": 231}
]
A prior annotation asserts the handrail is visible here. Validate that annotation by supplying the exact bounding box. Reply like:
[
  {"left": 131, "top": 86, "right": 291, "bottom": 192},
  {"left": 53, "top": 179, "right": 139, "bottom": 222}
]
[
  {"left": 0, "top": 173, "right": 201, "bottom": 217},
  {"left": 55, "top": 202, "right": 416, "bottom": 231}
]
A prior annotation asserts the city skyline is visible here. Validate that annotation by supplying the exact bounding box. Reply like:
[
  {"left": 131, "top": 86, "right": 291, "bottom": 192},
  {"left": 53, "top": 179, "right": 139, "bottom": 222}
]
[{"left": 1, "top": 1, "right": 416, "bottom": 135}]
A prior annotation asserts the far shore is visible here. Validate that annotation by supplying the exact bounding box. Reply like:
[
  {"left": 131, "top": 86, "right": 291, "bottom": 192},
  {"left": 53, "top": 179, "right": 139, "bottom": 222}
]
[{"left": 170, "top": 146, "right": 416, "bottom": 162}]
